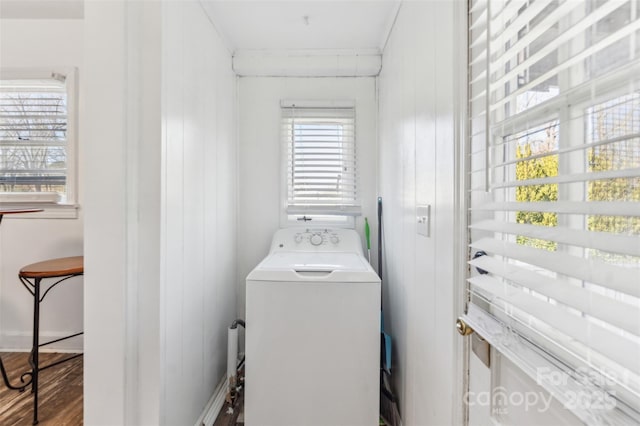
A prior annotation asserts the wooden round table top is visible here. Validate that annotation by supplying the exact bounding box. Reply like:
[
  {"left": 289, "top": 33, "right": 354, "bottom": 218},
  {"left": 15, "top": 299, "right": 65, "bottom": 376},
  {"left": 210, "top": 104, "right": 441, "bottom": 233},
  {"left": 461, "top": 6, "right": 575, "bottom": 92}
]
[{"left": 19, "top": 256, "right": 84, "bottom": 279}]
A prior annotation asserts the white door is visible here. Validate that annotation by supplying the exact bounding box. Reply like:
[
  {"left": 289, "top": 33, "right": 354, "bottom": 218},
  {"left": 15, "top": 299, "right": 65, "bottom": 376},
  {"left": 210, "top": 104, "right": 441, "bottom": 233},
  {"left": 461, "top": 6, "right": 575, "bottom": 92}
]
[{"left": 464, "top": 1, "right": 640, "bottom": 425}]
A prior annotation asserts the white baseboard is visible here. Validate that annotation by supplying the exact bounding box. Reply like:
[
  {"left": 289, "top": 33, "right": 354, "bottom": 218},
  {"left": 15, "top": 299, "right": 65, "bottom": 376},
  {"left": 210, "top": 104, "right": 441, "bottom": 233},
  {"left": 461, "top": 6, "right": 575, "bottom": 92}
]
[
  {"left": 195, "top": 375, "right": 228, "bottom": 426},
  {"left": 0, "top": 331, "right": 83, "bottom": 352}
]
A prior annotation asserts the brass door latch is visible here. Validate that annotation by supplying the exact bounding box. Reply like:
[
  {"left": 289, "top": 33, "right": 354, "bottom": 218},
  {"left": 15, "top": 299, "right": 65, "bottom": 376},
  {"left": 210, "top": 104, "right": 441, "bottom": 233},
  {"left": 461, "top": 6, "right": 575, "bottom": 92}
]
[
  {"left": 456, "top": 317, "right": 490, "bottom": 367},
  {"left": 456, "top": 317, "right": 474, "bottom": 336}
]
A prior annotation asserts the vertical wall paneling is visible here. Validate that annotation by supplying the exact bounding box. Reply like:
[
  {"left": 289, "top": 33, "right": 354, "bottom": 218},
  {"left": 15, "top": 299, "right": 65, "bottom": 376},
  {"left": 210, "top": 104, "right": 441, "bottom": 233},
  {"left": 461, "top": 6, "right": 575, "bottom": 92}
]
[
  {"left": 161, "top": 2, "right": 237, "bottom": 424},
  {"left": 432, "top": 1, "right": 457, "bottom": 424},
  {"left": 202, "top": 9, "right": 219, "bottom": 395},
  {"left": 128, "top": 1, "right": 162, "bottom": 423},
  {"left": 378, "top": 2, "right": 463, "bottom": 424},
  {"left": 84, "top": 1, "right": 128, "bottom": 423},
  {"left": 85, "top": 1, "right": 164, "bottom": 423},
  {"left": 83, "top": 1, "right": 237, "bottom": 423},
  {"left": 161, "top": 2, "right": 186, "bottom": 420}
]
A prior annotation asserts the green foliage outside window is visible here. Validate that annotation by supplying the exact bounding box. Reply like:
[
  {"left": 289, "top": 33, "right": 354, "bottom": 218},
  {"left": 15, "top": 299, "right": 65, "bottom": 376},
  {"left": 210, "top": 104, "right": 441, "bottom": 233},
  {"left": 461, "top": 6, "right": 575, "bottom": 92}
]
[
  {"left": 515, "top": 143, "right": 558, "bottom": 251},
  {"left": 587, "top": 145, "right": 640, "bottom": 264}
]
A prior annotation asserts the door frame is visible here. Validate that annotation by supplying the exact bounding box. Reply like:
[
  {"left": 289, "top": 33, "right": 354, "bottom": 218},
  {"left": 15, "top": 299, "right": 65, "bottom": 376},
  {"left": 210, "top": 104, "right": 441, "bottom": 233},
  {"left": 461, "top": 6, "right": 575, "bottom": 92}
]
[{"left": 453, "top": 0, "right": 471, "bottom": 424}]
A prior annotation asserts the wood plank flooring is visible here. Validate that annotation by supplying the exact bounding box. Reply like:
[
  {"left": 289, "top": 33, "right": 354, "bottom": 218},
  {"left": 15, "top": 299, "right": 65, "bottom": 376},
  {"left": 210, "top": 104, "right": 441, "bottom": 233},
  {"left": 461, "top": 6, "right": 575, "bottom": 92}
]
[
  {"left": 213, "top": 391, "right": 244, "bottom": 426},
  {"left": 1, "top": 351, "right": 243, "bottom": 426},
  {"left": 0, "top": 352, "right": 83, "bottom": 426}
]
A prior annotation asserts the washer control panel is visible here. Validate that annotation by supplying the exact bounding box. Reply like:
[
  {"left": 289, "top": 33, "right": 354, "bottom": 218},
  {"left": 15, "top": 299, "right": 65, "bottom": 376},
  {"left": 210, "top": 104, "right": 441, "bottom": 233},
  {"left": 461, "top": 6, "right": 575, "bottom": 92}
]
[
  {"left": 270, "top": 228, "right": 363, "bottom": 255},
  {"left": 294, "top": 229, "right": 341, "bottom": 247}
]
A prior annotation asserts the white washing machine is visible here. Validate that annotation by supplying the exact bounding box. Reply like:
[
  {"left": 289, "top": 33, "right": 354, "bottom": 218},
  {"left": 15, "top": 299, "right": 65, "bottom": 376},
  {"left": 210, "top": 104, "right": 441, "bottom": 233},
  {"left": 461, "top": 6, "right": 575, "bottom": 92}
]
[{"left": 245, "top": 228, "right": 381, "bottom": 426}]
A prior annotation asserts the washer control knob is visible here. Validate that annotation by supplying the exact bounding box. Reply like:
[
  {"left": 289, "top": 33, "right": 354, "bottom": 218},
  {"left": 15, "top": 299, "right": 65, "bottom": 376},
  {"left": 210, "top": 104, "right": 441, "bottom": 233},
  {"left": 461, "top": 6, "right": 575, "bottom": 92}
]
[
  {"left": 310, "top": 233, "right": 323, "bottom": 246},
  {"left": 294, "top": 234, "right": 303, "bottom": 243},
  {"left": 330, "top": 235, "right": 340, "bottom": 244}
]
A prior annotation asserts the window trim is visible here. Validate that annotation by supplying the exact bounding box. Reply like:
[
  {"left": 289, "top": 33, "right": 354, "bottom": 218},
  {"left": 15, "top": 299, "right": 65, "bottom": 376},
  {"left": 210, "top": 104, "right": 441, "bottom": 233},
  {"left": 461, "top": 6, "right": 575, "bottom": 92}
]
[
  {"left": 280, "top": 99, "right": 359, "bottom": 228},
  {"left": 0, "top": 67, "right": 79, "bottom": 211}
]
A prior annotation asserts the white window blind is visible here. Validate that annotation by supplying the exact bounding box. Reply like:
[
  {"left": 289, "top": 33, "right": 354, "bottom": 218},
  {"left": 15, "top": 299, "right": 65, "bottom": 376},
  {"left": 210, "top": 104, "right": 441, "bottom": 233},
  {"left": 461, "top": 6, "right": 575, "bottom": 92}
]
[
  {"left": 465, "top": 0, "right": 640, "bottom": 423},
  {"left": 0, "top": 78, "right": 68, "bottom": 199},
  {"left": 282, "top": 105, "right": 360, "bottom": 216}
]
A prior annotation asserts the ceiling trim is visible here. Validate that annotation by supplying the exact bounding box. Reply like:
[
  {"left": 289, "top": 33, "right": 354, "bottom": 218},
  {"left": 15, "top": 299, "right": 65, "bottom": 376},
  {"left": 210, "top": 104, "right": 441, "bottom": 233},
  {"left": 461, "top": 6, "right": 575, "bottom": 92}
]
[
  {"left": 198, "top": 0, "right": 235, "bottom": 55},
  {"left": 232, "top": 50, "right": 382, "bottom": 77},
  {"left": 381, "top": 0, "right": 403, "bottom": 52}
]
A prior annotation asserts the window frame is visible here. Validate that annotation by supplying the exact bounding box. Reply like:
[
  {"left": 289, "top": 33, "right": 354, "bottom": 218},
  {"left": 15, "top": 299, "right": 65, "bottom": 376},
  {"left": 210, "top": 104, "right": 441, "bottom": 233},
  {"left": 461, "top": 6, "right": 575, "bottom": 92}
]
[
  {"left": 280, "top": 100, "right": 359, "bottom": 228},
  {"left": 0, "top": 67, "right": 79, "bottom": 218}
]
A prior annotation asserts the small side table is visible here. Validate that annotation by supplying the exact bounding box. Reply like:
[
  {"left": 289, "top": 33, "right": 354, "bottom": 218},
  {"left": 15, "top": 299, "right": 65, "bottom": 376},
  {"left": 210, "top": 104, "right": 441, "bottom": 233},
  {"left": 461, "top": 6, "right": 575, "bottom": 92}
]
[
  {"left": 0, "top": 207, "right": 83, "bottom": 425},
  {"left": 17, "top": 256, "right": 84, "bottom": 425}
]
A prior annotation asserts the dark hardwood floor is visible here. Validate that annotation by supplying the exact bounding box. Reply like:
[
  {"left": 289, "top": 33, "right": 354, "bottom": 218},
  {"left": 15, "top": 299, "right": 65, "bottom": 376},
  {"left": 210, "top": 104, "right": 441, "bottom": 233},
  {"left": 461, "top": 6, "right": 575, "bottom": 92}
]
[
  {"left": 213, "top": 391, "right": 244, "bottom": 426},
  {"left": 0, "top": 352, "right": 83, "bottom": 425},
  {"left": 1, "top": 351, "right": 243, "bottom": 426}
]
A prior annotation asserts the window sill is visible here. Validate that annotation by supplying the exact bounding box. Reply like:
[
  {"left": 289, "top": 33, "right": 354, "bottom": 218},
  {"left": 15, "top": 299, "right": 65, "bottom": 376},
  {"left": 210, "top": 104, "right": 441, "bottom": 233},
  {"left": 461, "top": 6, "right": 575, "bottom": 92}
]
[
  {"left": 0, "top": 203, "right": 80, "bottom": 220},
  {"left": 462, "top": 304, "right": 640, "bottom": 425}
]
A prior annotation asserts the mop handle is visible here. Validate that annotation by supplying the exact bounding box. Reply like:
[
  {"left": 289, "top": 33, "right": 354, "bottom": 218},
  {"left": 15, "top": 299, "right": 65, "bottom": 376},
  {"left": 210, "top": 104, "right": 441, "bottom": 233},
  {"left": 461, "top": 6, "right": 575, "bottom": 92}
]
[
  {"left": 377, "top": 197, "right": 382, "bottom": 279},
  {"left": 365, "top": 217, "right": 371, "bottom": 262}
]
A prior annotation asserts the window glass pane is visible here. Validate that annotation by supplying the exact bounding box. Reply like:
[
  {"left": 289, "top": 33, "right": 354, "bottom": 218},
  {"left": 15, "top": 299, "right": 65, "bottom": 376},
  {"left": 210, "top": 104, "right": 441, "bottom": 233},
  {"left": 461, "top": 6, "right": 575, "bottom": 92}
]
[
  {"left": 0, "top": 80, "right": 67, "bottom": 195},
  {"left": 507, "top": 1, "right": 562, "bottom": 116},
  {"left": 510, "top": 121, "right": 559, "bottom": 250},
  {"left": 291, "top": 120, "right": 354, "bottom": 204},
  {"left": 585, "top": 1, "right": 633, "bottom": 79},
  {"left": 283, "top": 106, "right": 358, "bottom": 218},
  {"left": 586, "top": 92, "right": 640, "bottom": 266}
]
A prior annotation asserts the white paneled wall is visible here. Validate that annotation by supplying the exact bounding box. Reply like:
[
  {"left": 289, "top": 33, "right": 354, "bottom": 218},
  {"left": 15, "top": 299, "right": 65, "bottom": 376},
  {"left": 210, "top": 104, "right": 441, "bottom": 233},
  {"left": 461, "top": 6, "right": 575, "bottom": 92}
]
[
  {"left": 378, "top": 2, "right": 464, "bottom": 425},
  {"left": 0, "top": 19, "right": 84, "bottom": 351},
  {"left": 84, "top": 1, "right": 131, "bottom": 422},
  {"left": 161, "top": 2, "right": 237, "bottom": 424},
  {"left": 237, "top": 76, "right": 378, "bottom": 321},
  {"left": 83, "top": 1, "right": 236, "bottom": 424}
]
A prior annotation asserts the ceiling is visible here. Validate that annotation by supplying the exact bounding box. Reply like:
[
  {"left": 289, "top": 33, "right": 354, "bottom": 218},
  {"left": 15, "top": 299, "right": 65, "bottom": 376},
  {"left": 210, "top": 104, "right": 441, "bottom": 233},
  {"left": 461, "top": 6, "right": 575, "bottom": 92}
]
[
  {"left": 201, "top": 0, "right": 401, "bottom": 54},
  {"left": 0, "top": 0, "right": 400, "bottom": 57}
]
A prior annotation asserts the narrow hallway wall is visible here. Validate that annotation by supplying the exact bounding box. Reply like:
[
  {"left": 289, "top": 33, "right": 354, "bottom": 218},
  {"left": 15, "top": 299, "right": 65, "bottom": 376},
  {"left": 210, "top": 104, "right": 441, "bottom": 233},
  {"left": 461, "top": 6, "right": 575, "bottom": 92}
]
[
  {"left": 378, "top": 2, "right": 465, "bottom": 424},
  {"left": 161, "top": 2, "right": 238, "bottom": 424},
  {"left": 83, "top": 1, "right": 237, "bottom": 424}
]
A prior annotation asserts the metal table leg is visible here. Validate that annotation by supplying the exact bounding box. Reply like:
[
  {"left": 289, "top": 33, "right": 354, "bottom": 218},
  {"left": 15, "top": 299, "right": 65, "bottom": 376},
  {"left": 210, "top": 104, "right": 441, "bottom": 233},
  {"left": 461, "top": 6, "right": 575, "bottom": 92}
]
[
  {"left": 0, "top": 356, "right": 33, "bottom": 391},
  {"left": 30, "top": 278, "right": 41, "bottom": 425}
]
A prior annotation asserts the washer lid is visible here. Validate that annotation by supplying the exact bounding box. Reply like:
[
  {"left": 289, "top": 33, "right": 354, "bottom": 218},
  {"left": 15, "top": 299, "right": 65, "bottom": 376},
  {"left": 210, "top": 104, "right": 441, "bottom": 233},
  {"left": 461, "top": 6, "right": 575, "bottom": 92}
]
[
  {"left": 247, "top": 252, "right": 380, "bottom": 283},
  {"left": 259, "top": 252, "right": 368, "bottom": 272}
]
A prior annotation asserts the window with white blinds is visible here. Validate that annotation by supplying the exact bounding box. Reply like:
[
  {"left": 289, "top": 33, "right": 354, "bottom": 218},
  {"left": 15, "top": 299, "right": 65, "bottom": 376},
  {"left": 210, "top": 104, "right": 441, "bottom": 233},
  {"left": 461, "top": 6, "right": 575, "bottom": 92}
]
[
  {"left": 281, "top": 104, "right": 360, "bottom": 217},
  {"left": 465, "top": 0, "right": 640, "bottom": 423},
  {"left": 0, "top": 75, "right": 70, "bottom": 201}
]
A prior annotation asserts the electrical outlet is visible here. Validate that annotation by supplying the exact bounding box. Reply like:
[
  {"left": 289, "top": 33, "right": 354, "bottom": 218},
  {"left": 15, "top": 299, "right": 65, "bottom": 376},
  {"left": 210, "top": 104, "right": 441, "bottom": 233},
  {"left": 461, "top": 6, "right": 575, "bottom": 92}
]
[{"left": 416, "top": 205, "right": 430, "bottom": 237}]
